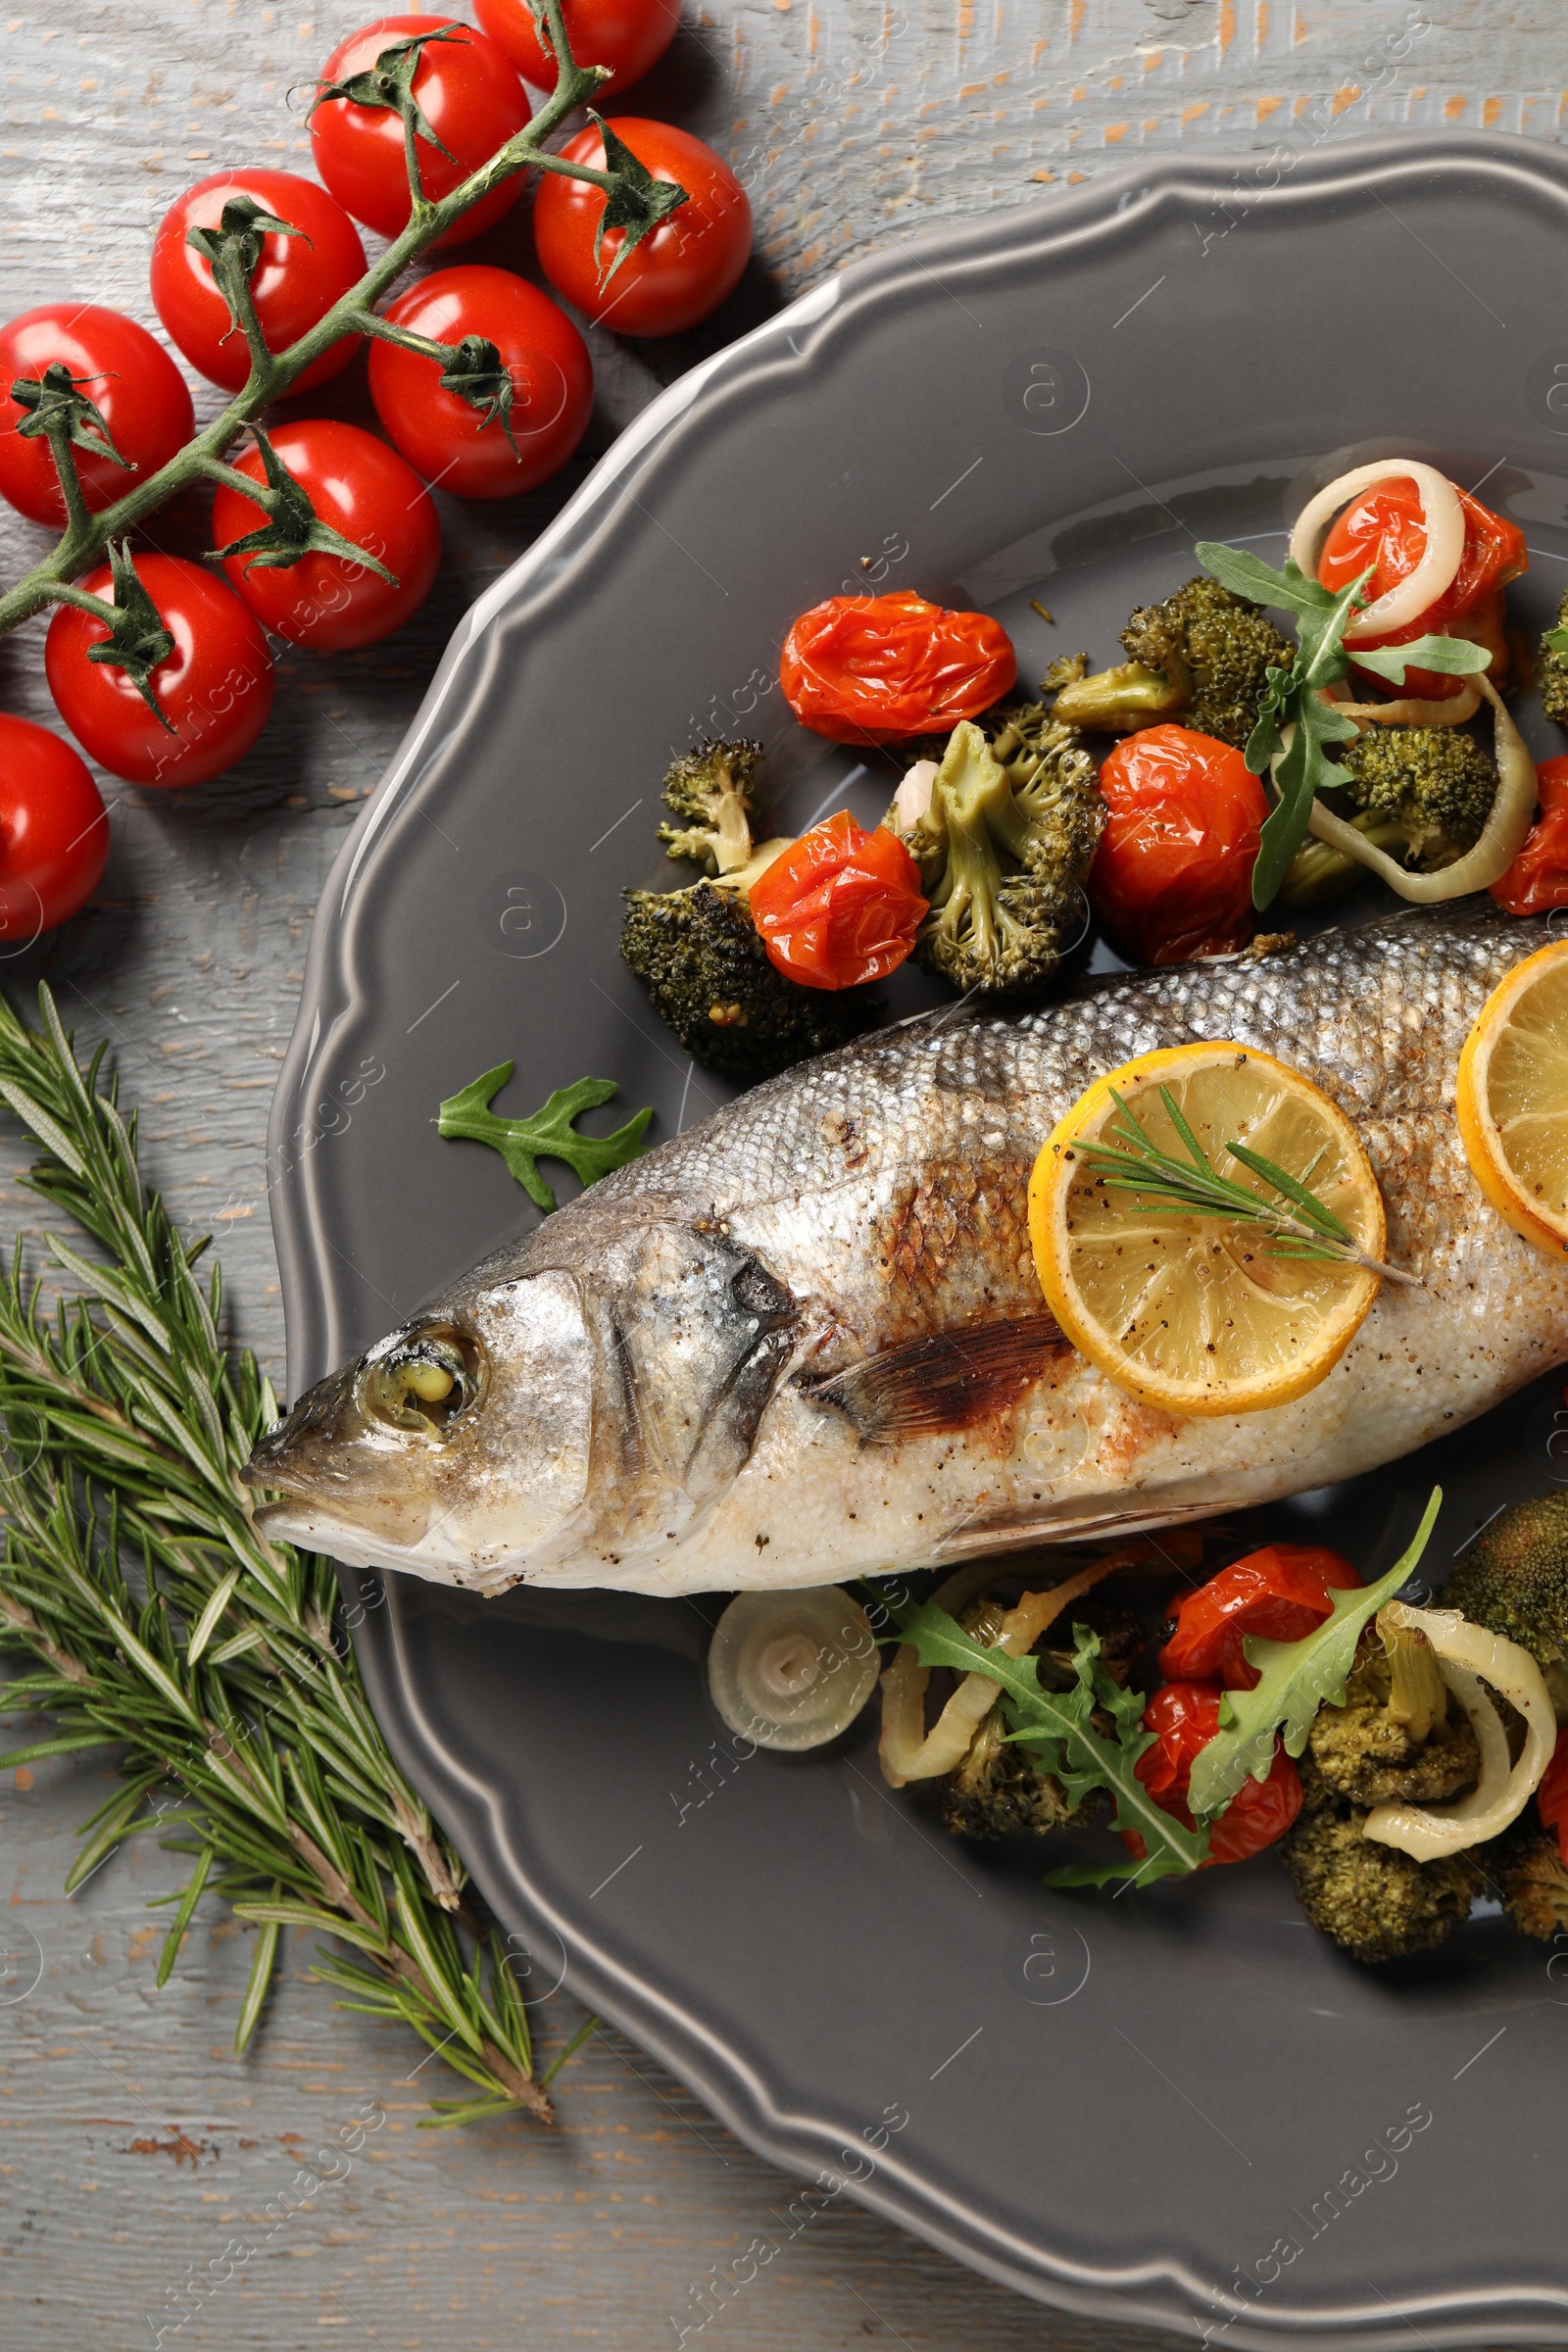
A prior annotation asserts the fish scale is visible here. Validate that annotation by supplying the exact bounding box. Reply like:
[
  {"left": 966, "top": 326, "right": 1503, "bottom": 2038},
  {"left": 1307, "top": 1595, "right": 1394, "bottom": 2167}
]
[{"left": 248, "top": 903, "right": 1568, "bottom": 1597}]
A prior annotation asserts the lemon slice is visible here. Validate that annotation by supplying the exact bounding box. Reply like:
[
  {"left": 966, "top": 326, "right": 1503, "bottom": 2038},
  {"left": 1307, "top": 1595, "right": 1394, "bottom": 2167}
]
[
  {"left": 1456, "top": 938, "right": 1568, "bottom": 1256},
  {"left": 1028, "top": 1042, "right": 1386, "bottom": 1417}
]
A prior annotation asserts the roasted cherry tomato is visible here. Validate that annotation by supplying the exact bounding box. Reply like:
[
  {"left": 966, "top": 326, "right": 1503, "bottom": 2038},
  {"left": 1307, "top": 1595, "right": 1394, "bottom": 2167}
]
[
  {"left": 749, "top": 811, "right": 927, "bottom": 990},
  {"left": 150, "top": 170, "right": 368, "bottom": 395},
  {"left": 211, "top": 420, "right": 440, "bottom": 652},
  {"left": 0, "top": 304, "right": 193, "bottom": 530},
  {"left": 1122, "top": 1681, "right": 1302, "bottom": 1870},
  {"left": 367, "top": 265, "right": 592, "bottom": 498},
  {"left": 1090, "top": 724, "right": 1267, "bottom": 965},
  {"left": 532, "top": 117, "right": 751, "bottom": 336},
  {"left": 1491, "top": 756, "right": 1568, "bottom": 916},
  {"left": 310, "top": 15, "right": 529, "bottom": 248},
  {"left": 0, "top": 714, "right": 110, "bottom": 937},
  {"left": 1318, "top": 475, "right": 1527, "bottom": 701},
  {"left": 780, "top": 591, "right": 1016, "bottom": 747},
  {"left": 1539, "top": 1726, "right": 1568, "bottom": 1867},
  {"left": 472, "top": 0, "right": 679, "bottom": 94},
  {"left": 45, "top": 555, "right": 272, "bottom": 788},
  {"left": 1159, "top": 1543, "right": 1363, "bottom": 1690}
]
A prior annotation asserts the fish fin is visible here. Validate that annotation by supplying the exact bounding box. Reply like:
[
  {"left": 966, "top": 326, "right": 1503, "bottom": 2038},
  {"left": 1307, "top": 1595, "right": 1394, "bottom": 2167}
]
[
  {"left": 799, "top": 1314, "right": 1069, "bottom": 1444},
  {"left": 933, "top": 1500, "right": 1224, "bottom": 1557}
]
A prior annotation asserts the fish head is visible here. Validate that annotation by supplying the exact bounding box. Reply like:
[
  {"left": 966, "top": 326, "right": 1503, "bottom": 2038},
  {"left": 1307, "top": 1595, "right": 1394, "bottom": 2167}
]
[{"left": 243, "top": 1268, "right": 593, "bottom": 1585}]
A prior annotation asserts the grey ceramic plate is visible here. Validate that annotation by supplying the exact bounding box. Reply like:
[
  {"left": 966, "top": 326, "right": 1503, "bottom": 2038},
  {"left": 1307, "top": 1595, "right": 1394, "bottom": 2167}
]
[{"left": 270, "top": 132, "right": 1568, "bottom": 2348}]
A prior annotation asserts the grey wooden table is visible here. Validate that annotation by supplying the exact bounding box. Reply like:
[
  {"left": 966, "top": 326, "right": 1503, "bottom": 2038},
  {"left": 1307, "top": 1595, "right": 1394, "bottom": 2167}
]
[{"left": 0, "top": 3, "right": 1544, "bottom": 2345}]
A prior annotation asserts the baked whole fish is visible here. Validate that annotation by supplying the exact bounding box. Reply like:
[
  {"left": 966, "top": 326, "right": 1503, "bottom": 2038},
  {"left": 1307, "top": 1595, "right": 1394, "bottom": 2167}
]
[{"left": 246, "top": 903, "right": 1568, "bottom": 1596}]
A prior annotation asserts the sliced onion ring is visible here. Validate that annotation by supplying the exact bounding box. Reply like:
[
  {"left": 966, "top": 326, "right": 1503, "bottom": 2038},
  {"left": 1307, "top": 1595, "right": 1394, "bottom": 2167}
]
[
  {"left": 1298, "top": 673, "right": 1535, "bottom": 903},
  {"left": 1331, "top": 683, "right": 1483, "bottom": 730},
  {"left": 1289, "top": 461, "right": 1465, "bottom": 644},
  {"left": 1361, "top": 1600, "right": 1555, "bottom": 1862}
]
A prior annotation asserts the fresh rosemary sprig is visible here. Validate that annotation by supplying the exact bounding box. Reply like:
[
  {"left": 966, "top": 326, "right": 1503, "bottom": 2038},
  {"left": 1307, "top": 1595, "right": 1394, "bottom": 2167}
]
[
  {"left": 0, "top": 986, "right": 584, "bottom": 2126},
  {"left": 1073, "top": 1083, "right": 1419, "bottom": 1287}
]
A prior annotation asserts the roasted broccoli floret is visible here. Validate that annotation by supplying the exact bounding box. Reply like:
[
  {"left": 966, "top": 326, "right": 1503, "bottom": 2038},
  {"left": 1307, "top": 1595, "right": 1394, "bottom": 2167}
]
[
  {"left": 1280, "top": 724, "right": 1498, "bottom": 906},
  {"left": 1306, "top": 1621, "right": 1480, "bottom": 1806},
  {"left": 1049, "top": 574, "right": 1292, "bottom": 749},
  {"left": 1444, "top": 1494, "right": 1568, "bottom": 1724},
  {"left": 657, "top": 738, "right": 764, "bottom": 876},
  {"left": 942, "top": 1708, "right": 1081, "bottom": 1840},
  {"left": 1340, "top": 725, "right": 1496, "bottom": 861},
  {"left": 890, "top": 710, "right": 1102, "bottom": 998},
  {"left": 1494, "top": 1828, "right": 1568, "bottom": 1940},
  {"left": 620, "top": 880, "right": 876, "bottom": 1079},
  {"left": 1540, "top": 590, "right": 1568, "bottom": 727},
  {"left": 1282, "top": 1760, "right": 1485, "bottom": 1963}
]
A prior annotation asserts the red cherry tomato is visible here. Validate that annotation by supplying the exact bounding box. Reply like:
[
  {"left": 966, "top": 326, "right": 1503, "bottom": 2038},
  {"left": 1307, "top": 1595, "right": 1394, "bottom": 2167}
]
[
  {"left": 472, "top": 0, "right": 679, "bottom": 94},
  {"left": 45, "top": 555, "right": 272, "bottom": 789},
  {"left": 1089, "top": 724, "right": 1267, "bottom": 966},
  {"left": 368, "top": 265, "right": 592, "bottom": 498},
  {"left": 310, "top": 15, "right": 528, "bottom": 248},
  {"left": 212, "top": 420, "right": 440, "bottom": 653},
  {"left": 0, "top": 305, "right": 193, "bottom": 530},
  {"left": 1318, "top": 475, "right": 1527, "bottom": 700},
  {"left": 0, "top": 715, "right": 110, "bottom": 937},
  {"left": 532, "top": 117, "right": 751, "bottom": 336},
  {"left": 150, "top": 170, "right": 368, "bottom": 395},
  {"left": 1159, "top": 1544, "right": 1363, "bottom": 1691},
  {"left": 1491, "top": 756, "right": 1568, "bottom": 917},
  {"left": 1122, "top": 1681, "right": 1302, "bottom": 1869},
  {"left": 749, "top": 812, "right": 928, "bottom": 990},
  {"left": 779, "top": 592, "right": 1017, "bottom": 747},
  {"left": 1539, "top": 1726, "right": 1568, "bottom": 1867}
]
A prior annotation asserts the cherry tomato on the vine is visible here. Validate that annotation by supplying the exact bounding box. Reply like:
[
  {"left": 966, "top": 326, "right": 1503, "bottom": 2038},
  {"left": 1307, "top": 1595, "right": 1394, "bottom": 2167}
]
[
  {"left": 368, "top": 265, "right": 592, "bottom": 498},
  {"left": 0, "top": 305, "right": 194, "bottom": 530},
  {"left": 150, "top": 170, "right": 368, "bottom": 395},
  {"left": 212, "top": 420, "right": 440, "bottom": 653},
  {"left": 1090, "top": 724, "right": 1268, "bottom": 966},
  {"left": 532, "top": 117, "right": 751, "bottom": 336},
  {"left": 1158, "top": 1544, "right": 1362, "bottom": 1690},
  {"left": 1121, "top": 1681, "right": 1302, "bottom": 1870},
  {"left": 310, "top": 15, "right": 529, "bottom": 248},
  {"left": 472, "top": 0, "right": 680, "bottom": 95},
  {"left": 748, "top": 811, "right": 928, "bottom": 990},
  {"left": 0, "top": 715, "right": 109, "bottom": 938},
  {"left": 1318, "top": 475, "right": 1527, "bottom": 700},
  {"left": 45, "top": 555, "right": 272, "bottom": 789},
  {"left": 779, "top": 591, "right": 1017, "bottom": 746}
]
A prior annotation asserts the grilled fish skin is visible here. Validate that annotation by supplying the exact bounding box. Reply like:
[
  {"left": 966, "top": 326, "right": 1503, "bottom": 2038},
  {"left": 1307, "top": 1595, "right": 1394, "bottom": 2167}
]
[{"left": 246, "top": 903, "right": 1568, "bottom": 1597}]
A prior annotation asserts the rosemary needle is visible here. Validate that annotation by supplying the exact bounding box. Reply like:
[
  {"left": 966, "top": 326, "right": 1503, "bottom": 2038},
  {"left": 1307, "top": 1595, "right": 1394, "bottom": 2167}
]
[
  {"left": 1073, "top": 1084, "right": 1420, "bottom": 1288},
  {"left": 0, "top": 985, "right": 586, "bottom": 2125}
]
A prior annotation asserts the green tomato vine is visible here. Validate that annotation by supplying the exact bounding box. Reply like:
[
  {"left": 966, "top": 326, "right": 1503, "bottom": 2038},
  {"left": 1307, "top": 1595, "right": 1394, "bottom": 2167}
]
[{"left": 0, "top": 0, "right": 686, "bottom": 677}]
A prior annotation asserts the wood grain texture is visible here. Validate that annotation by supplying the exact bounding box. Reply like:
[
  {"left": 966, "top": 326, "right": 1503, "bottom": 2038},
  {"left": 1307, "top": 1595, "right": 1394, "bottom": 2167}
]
[{"left": 0, "top": 2, "right": 1550, "bottom": 2344}]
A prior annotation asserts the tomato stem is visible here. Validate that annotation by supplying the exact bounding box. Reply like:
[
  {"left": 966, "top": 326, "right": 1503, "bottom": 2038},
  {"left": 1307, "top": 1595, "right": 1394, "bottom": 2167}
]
[{"left": 0, "top": 5, "right": 633, "bottom": 644}]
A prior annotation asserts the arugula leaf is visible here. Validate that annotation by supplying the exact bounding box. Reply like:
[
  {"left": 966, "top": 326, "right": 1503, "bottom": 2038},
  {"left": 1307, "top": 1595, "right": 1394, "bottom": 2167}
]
[
  {"left": 1251, "top": 662, "right": 1360, "bottom": 909},
  {"left": 891, "top": 1604, "right": 1209, "bottom": 1884},
  {"left": 1194, "top": 540, "right": 1339, "bottom": 620},
  {"left": 1544, "top": 626, "right": 1568, "bottom": 657},
  {"left": 1187, "top": 1488, "right": 1442, "bottom": 1817},
  {"left": 1350, "top": 636, "right": 1494, "bottom": 683},
  {"left": 436, "top": 1063, "right": 651, "bottom": 1212}
]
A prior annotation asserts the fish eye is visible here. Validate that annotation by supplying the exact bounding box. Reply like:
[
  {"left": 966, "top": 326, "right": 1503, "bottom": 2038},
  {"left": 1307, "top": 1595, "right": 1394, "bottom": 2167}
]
[{"left": 360, "top": 1325, "right": 486, "bottom": 1439}]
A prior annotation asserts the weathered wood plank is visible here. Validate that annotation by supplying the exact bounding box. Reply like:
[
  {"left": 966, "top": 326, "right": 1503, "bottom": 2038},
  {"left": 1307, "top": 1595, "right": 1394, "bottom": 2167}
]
[{"left": 0, "top": 2, "right": 1549, "bottom": 2343}]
